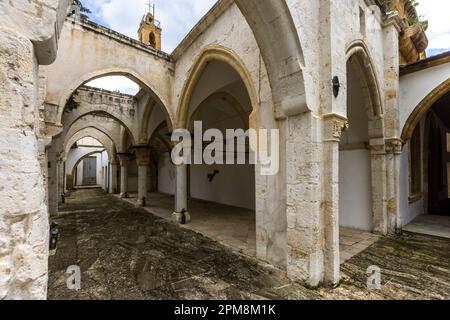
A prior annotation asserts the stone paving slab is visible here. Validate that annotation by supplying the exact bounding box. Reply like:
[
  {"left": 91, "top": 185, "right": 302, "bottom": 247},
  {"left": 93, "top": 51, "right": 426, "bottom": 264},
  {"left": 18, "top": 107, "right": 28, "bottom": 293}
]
[
  {"left": 48, "top": 189, "right": 450, "bottom": 300},
  {"left": 404, "top": 215, "right": 450, "bottom": 239}
]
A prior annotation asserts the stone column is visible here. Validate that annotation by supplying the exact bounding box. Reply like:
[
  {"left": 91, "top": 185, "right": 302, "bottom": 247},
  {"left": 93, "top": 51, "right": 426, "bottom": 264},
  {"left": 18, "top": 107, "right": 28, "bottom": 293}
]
[
  {"left": 118, "top": 154, "right": 130, "bottom": 198},
  {"left": 47, "top": 149, "right": 59, "bottom": 217},
  {"left": 386, "top": 139, "right": 402, "bottom": 233},
  {"left": 58, "top": 159, "right": 65, "bottom": 197},
  {"left": 173, "top": 164, "right": 191, "bottom": 223},
  {"left": 285, "top": 112, "right": 325, "bottom": 286},
  {"left": 135, "top": 147, "right": 151, "bottom": 207},
  {"left": 322, "top": 113, "right": 348, "bottom": 285},
  {"left": 109, "top": 159, "right": 119, "bottom": 194},
  {"left": 370, "top": 139, "right": 388, "bottom": 234}
]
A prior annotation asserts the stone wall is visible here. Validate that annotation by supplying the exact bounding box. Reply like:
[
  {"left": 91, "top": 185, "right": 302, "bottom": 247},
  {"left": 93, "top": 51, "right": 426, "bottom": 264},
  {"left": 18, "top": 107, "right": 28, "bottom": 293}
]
[{"left": 0, "top": 0, "right": 70, "bottom": 300}]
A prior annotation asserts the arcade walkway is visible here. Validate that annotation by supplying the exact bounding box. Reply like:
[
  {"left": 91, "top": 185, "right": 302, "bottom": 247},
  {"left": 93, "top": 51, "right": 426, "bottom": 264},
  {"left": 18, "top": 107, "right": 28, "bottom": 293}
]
[
  {"left": 121, "top": 193, "right": 379, "bottom": 263},
  {"left": 48, "top": 189, "right": 450, "bottom": 300}
]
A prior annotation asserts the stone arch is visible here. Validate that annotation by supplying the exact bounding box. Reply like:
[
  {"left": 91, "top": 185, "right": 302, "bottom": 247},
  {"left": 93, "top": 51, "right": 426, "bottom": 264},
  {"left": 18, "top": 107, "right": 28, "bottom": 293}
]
[
  {"left": 187, "top": 92, "right": 249, "bottom": 131},
  {"left": 64, "top": 125, "right": 119, "bottom": 158},
  {"left": 119, "top": 126, "right": 134, "bottom": 153},
  {"left": 65, "top": 110, "right": 137, "bottom": 147},
  {"left": 234, "top": 0, "right": 308, "bottom": 116},
  {"left": 401, "top": 78, "right": 450, "bottom": 143},
  {"left": 140, "top": 99, "right": 157, "bottom": 143},
  {"left": 69, "top": 150, "right": 105, "bottom": 179},
  {"left": 346, "top": 41, "right": 384, "bottom": 124},
  {"left": 64, "top": 128, "right": 115, "bottom": 161},
  {"left": 148, "top": 121, "right": 171, "bottom": 151},
  {"left": 69, "top": 150, "right": 105, "bottom": 189},
  {"left": 56, "top": 68, "right": 174, "bottom": 128},
  {"left": 176, "top": 45, "right": 259, "bottom": 129},
  {"left": 341, "top": 40, "right": 387, "bottom": 233}
]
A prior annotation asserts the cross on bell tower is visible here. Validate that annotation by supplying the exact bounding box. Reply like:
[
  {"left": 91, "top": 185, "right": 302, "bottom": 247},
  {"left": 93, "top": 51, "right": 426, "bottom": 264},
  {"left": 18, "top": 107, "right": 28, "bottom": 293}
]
[
  {"left": 147, "top": 1, "right": 155, "bottom": 17},
  {"left": 138, "top": 1, "right": 162, "bottom": 50}
]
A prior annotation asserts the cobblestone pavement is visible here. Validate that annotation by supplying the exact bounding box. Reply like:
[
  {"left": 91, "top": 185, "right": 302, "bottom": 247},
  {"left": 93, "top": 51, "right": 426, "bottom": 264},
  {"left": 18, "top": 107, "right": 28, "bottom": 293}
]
[{"left": 48, "top": 189, "right": 450, "bottom": 300}]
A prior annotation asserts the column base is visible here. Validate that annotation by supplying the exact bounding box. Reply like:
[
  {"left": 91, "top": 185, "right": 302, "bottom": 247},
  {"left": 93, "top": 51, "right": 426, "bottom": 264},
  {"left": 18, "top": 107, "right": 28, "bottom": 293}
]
[
  {"left": 172, "top": 211, "right": 191, "bottom": 224},
  {"left": 137, "top": 198, "right": 146, "bottom": 207},
  {"left": 120, "top": 192, "right": 128, "bottom": 199}
]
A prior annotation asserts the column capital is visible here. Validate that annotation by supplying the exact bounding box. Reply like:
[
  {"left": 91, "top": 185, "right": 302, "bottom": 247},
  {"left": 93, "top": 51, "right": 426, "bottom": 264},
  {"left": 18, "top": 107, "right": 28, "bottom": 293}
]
[
  {"left": 385, "top": 138, "right": 403, "bottom": 155},
  {"left": 322, "top": 113, "right": 349, "bottom": 142},
  {"left": 133, "top": 145, "right": 151, "bottom": 166},
  {"left": 117, "top": 153, "right": 131, "bottom": 166}
]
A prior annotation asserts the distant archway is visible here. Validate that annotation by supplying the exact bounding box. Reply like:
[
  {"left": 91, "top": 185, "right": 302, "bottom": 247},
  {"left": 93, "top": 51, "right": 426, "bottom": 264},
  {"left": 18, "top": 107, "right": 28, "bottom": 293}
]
[{"left": 56, "top": 69, "right": 174, "bottom": 130}]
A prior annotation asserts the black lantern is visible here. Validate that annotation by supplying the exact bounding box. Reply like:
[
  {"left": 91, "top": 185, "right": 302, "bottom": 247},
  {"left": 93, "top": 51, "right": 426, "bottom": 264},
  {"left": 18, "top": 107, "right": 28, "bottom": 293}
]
[
  {"left": 332, "top": 76, "right": 341, "bottom": 98},
  {"left": 49, "top": 222, "right": 60, "bottom": 250}
]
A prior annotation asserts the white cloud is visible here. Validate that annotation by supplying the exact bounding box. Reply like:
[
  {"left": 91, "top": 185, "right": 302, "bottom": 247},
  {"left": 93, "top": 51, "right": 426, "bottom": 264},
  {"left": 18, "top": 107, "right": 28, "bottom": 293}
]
[
  {"left": 85, "top": 76, "right": 140, "bottom": 95},
  {"left": 416, "top": 0, "right": 450, "bottom": 52},
  {"left": 84, "top": 0, "right": 217, "bottom": 53},
  {"left": 80, "top": 0, "right": 217, "bottom": 92}
]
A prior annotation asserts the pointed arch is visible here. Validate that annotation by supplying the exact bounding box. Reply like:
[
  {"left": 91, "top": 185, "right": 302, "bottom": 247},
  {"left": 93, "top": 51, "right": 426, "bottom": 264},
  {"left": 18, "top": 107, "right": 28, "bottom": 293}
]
[
  {"left": 56, "top": 68, "right": 174, "bottom": 130},
  {"left": 401, "top": 78, "right": 450, "bottom": 143},
  {"left": 187, "top": 91, "right": 249, "bottom": 131},
  {"left": 234, "top": 0, "right": 308, "bottom": 116},
  {"left": 64, "top": 128, "right": 115, "bottom": 161},
  {"left": 65, "top": 110, "right": 137, "bottom": 147},
  {"left": 64, "top": 125, "right": 119, "bottom": 158},
  {"left": 346, "top": 41, "right": 384, "bottom": 120},
  {"left": 176, "top": 45, "right": 258, "bottom": 129}
]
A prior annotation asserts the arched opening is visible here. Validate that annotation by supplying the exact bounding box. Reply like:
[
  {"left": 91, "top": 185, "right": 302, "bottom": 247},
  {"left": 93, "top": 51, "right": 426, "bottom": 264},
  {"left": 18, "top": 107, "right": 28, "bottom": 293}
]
[
  {"left": 333, "top": 45, "right": 388, "bottom": 269},
  {"left": 48, "top": 75, "right": 141, "bottom": 213},
  {"left": 187, "top": 60, "right": 256, "bottom": 255},
  {"left": 173, "top": 49, "right": 258, "bottom": 256},
  {"left": 400, "top": 79, "right": 450, "bottom": 238},
  {"left": 65, "top": 137, "right": 109, "bottom": 191},
  {"left": 57, "top": 71, "right": 174, "bottom": 132},
  {"left": 149, "top": 32, "right": 156, "bottom": 47},
  {"left": 340, "top": 57, "right": 373, "bottom": 231}
]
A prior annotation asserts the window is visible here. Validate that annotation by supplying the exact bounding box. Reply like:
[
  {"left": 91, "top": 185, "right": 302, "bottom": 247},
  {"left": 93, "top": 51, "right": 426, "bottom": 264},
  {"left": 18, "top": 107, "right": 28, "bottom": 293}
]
[
  {"left": 149, "top": 32, "right": 156, "bottom": 47},
  {"left": 409, "top": 125, "right": 422, "bottom": 202}
]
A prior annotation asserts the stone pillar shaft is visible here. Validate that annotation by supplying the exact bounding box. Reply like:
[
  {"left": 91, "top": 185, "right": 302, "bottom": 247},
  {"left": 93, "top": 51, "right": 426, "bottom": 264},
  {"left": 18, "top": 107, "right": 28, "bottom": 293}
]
[
  {"left": 173, "top": 164, "right": 191, "bottom": 223},
  {"left": 120, "top": 165, "right": 128, "bottom": 198},
  {"left": 135, "top": 147, "right": 151, "bottom": 207},
  {"left": 322, "top": 113, "right": 348, "bottom": 285},
  {"left": 371, "top": 140, "right": 388, "bottom": 234},
  {"left": 386, "top": 139, "right": 402, "bottom": 233},
  {"left": 109, "top": 162, "right": 118, "bottom": 194},
  {"left": 137, "top": 165, "right": 148, "bottom": 207},
  {"left": 286, "top": 113, "right": 325, "bottom": 286},
  {"left": 118, "top": 155, "right": 130, "bottom": 198}
]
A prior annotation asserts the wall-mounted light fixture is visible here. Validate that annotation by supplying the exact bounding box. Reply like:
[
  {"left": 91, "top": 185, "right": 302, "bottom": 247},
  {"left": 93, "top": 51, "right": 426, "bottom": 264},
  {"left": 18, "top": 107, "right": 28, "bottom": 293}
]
[{"left": 332, "top": 76, "right": 341, "bottom": 98}]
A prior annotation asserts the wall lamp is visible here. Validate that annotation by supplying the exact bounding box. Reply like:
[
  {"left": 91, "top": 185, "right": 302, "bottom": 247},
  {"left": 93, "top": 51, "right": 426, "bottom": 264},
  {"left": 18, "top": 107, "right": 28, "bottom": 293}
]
[{"left": 332, "top": 76, "right": 341, "bottom": 98}]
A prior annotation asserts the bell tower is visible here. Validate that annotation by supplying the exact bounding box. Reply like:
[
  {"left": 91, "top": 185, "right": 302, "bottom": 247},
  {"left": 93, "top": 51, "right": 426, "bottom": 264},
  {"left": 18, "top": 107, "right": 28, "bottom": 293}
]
[{"left": 138, "top": 2, "right": 162, "bottom": 50}]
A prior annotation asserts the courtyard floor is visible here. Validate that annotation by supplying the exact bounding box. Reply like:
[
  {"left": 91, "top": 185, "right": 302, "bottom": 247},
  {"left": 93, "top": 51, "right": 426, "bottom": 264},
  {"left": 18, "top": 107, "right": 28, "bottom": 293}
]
[
  {"left": 404, "top": 214, "right": 450, "bottom": 239},
  {"left": 48, "top": 189, "right": 450, "bottom": 300},
  {"left": 122, "top": 192, "right": 379, "bottom": 263}
]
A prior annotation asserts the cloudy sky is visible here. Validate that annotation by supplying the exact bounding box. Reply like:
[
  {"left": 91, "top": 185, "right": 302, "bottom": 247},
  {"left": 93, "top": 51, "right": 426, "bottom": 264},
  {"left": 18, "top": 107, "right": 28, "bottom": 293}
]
[
  {"left": 416, "top": 0, "right": 450, "bottom": 56},
  {"left": 82, "top": 0, "right": 449, "bottom": 94}
]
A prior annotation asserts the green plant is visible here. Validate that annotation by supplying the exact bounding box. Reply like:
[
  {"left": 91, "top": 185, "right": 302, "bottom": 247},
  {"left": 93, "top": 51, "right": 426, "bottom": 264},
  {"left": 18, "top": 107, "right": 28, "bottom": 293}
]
[{"left": 64, "top": 95, "right": 79, "bottom": 113}]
